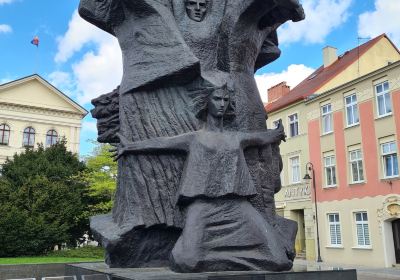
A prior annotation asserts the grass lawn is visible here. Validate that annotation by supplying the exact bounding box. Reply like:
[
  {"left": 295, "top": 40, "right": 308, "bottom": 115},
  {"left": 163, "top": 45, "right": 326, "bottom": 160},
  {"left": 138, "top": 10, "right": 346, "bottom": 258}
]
[
  {"left": 0, "top": 256, "right": 103, "bottom": 265},
  {"left": 0, "top": 246, "right": 105, "bottom": 265}
]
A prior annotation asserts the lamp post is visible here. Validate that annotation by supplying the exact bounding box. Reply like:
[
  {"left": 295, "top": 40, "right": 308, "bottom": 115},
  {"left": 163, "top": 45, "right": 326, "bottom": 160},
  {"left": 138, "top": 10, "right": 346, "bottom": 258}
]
[{"left": 303, "top": 162, "right": 323, "bottom": 263}]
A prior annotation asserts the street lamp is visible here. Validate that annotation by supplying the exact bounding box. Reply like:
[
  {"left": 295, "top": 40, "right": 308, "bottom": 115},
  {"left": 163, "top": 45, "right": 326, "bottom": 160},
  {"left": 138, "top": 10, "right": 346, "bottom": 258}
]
[{"left": 303, "top": 162, "right": 323, "bottom": 263}]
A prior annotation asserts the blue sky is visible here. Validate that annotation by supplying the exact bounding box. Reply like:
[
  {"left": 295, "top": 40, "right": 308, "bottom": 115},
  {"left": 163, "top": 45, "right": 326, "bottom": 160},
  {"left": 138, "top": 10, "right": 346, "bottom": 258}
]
[{"left": 1, "top": 0, "right": 400, "bottom": 157}]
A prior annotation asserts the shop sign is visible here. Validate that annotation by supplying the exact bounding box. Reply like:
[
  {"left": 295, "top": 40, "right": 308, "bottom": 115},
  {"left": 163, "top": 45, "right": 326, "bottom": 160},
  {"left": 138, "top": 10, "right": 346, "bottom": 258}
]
[{"left": 284, "top": 185, "right": 311, "bottom": 199}]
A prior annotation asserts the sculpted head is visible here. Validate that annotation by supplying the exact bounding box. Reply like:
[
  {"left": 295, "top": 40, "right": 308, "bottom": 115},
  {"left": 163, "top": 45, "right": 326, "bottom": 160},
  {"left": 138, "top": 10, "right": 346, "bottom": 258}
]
[
  {"left": 185, "top": 0, "right": 209, "bottom": 22},
  {"left": 191, "top": 82, "right": 235, "bottom": 122},
  {"left": 207, "top": 88, "right": 230, "bottom": 119}
]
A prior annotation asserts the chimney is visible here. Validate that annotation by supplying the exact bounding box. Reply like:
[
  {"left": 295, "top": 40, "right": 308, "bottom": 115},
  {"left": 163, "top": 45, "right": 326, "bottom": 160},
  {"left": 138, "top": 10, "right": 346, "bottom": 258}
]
[
  {"left": 267, "top": 82, "right": 290, "bottom": 103},
  {"left": 323, "top": 46, "right": 338, "bottom": 68}
]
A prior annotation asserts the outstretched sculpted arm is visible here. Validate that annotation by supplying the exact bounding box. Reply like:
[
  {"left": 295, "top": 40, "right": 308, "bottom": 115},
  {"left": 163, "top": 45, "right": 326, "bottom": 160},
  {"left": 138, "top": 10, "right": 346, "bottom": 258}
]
[
  {"left": 111, "top": 132, "right": 194, "bottom": 160},
  {"left": 240, "top": 120, "right": 286, "bottom": 149}
]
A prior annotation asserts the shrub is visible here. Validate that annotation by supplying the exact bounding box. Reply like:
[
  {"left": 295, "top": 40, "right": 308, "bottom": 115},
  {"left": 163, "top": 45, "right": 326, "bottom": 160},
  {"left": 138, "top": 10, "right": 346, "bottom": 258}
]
[{"left": 0, "top": 141, "right": 89, "bottom": 257}]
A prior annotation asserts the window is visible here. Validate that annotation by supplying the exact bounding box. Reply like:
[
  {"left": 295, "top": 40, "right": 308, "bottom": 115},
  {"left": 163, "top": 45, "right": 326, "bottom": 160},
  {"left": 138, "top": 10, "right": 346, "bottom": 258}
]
[
  {"left": 0, "top": 124, "right": 10, "bottom": 145},
  {"left": 290, "top": 156, "right": 300, "bottom": 183},
  {"left": 321, "top": 104, "right": 333, "bottom": 134},
  {"left": 381, "top": 141, "right": 398, "bottom": 178},
  {"left": 349, "top": 149, "right": 364, "bottom": 183},
  {"left": 328, "top": 213, "right": 342, "bottom": 246},
  {"left": 345, "top": 94, "right": 359, "bottom": 126},
  {"left": 324, "top": 155, "right": 337, "bottom": 187},
  {"left": 23, "top": 127, "right": 35, "bottom": 148},
  {"left": 375, "top": 81, "right": 392, "bottom": 116},
  {"left": 46, "top": 130, "right": 58, "bottom": 147},
  {"left": 355, "top": 212, "right": 370, "bottom": 247},
  {"left": 288, "top": 113, "right": 299, "bottom": 137}
]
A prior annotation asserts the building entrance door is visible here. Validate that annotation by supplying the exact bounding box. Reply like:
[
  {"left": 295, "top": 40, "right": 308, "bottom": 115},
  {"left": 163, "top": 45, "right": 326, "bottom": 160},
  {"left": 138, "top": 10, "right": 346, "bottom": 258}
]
[
  {"left": 393, "top": 219, "right": 400, "bottom": 264},
  {"left": 291, "top": 209, "right": 306, "bottom": 257}
]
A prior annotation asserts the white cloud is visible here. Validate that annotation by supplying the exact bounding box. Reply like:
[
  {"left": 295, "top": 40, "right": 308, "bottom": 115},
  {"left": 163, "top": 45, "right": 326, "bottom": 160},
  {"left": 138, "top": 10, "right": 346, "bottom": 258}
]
[
  {"left": 278, "top": 0, "right": 352, "bottom": 45},
  {"left": 72, "top": 39, "right": 122, "bottom": 104},
  {"left": 48, "top": 71, "right": 73, "bottom": 87},
  {"left": 53, "top": 10, "right": 122, "bottom": 105},
  {"left": 48, "top": 71, "right": 76, "bottom": 97},
  {"left": 0, "top": 77, "right": 12, "bottom": 84},
  {"left": 0, "top": 24, "right": 12, "bottom": 33},
  {"left": 82, "top": 120, "right": 98, "bottom": 133},
  {"left": 255, "top": 64, "right": 315, "bottom": 103},
  {"left": 55, "top": 10, "right": 113, "bottom": 63},
  {"left": 0, "top": 0, "right": 16, "bottom": 5},
  {"left": 358, "top": 0, "right": 400, "bottom": 47}
]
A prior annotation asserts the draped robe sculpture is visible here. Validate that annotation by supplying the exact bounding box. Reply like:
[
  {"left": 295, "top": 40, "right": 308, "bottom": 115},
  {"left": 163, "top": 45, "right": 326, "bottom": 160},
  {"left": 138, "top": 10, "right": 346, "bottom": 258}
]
[{"left": 79, "top": 0, "right": 305, "bottom": 272}]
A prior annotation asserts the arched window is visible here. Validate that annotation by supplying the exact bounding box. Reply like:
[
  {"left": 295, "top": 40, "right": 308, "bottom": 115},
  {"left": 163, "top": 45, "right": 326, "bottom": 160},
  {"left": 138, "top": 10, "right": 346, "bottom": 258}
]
[
  {"left": 0, "top": 124, "right": 10, "bottom": 145},
  {"left": 23, "top": 127, "right": 35, "bottom": 147},
  {"left": 46, "top": 130, "right": 58, "bottom": 147}
]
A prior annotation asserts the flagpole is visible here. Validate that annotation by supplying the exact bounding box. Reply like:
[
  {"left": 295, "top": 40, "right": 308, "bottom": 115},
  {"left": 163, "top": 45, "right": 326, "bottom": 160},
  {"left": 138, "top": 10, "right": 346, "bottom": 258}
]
[
  {"left": 31, "top": 36, "right": 39, "bottom": 74},
  {"left": 35, "top": 45, "right": 39, "bottom": 74}
]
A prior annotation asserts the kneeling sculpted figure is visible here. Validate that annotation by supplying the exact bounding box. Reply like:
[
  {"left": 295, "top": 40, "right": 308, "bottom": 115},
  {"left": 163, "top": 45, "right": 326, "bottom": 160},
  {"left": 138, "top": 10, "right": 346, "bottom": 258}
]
[
  {"left": 112, "top": 84, "right": 290, "bottom": 271},
  {"left": 79, "top": 0, "right": 305, "bottom": 272}
]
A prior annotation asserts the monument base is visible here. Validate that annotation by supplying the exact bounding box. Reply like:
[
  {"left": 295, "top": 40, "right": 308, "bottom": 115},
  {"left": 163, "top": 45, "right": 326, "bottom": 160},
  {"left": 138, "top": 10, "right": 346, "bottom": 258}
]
[{"left": 66, "top": 262, "right": 357, "bottom": 280}]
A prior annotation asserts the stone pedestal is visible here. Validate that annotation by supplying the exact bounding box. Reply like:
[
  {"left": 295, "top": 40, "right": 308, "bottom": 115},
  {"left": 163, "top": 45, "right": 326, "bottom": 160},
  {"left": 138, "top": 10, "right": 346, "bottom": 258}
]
[{"left": 66, "top": 262, "right": 357, "bottom": 280}]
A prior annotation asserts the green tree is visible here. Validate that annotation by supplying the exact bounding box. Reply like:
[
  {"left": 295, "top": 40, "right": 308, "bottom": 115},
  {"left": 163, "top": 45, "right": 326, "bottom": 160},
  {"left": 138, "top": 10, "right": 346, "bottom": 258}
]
[
  {"left": 83, "top": 142, "right": 117, "bottom": 216},
  {"left": 0, "top": 141, "right": 88, "bottom": 256}
]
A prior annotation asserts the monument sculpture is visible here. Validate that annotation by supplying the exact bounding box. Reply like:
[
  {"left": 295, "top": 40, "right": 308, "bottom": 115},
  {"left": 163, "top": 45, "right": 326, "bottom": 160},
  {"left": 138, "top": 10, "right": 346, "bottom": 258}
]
[{"left": 79, "top": 0, "right": 305, "bottom": 272}]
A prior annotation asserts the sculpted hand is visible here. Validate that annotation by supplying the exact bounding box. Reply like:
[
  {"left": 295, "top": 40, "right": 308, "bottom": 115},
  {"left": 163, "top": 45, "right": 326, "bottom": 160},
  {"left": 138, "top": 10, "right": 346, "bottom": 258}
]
[
  {"left": 109, "top": 133, "right": 129, "bottom": 161},
  {"left": 273, "top": 119, "right": 286, "bottom": 143},
  {"left": 110, "top": 146, "right": 126, "bottom": 161}
]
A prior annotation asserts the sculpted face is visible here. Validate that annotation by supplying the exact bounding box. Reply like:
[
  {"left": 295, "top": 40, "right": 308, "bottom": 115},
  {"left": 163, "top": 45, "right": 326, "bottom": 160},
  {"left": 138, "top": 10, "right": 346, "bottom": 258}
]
[
  {"left": 208, "top": 89, "right": 229, "bottom": 119},
  {"left": 185, "top": 0, "right": 208, "bottom": 22}
]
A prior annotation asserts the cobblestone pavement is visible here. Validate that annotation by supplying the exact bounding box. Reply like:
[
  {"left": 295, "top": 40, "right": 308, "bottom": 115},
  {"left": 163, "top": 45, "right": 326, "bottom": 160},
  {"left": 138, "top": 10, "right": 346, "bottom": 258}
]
[
  {"left": 358, "top": 274, "right": 400, "bottom": 280},
  {"left": 357, "top": 269, "right": 400, "bottom": 280},
  {"left": 294, "top": 259, "right": 400, "bottom": 280}
]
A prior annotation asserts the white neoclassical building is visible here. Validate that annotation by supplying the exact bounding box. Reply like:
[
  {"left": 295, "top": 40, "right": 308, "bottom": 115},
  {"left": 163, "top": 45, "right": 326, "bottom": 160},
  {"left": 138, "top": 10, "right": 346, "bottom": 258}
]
[{"left": 0, "top": 74, "right": 88, "bottom": 164}]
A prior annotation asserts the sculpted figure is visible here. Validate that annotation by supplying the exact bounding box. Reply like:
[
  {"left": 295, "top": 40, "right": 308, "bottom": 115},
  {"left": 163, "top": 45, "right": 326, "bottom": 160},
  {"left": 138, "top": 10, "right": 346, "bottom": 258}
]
[
  {"left": 79, "top": 0, "right": 305, "bottom": 271},
  {"left": 112, "top": 84, "right": 291, "bottom": 271}
]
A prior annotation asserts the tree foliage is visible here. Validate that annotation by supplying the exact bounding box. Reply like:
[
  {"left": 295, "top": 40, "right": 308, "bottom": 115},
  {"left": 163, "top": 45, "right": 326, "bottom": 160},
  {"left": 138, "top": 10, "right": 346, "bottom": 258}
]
[
  {"left": 82, "top": 142, "right": 117, "bottom": 216},
  {"left": 0, "top": 141, "right": 88, "bottom": 257}
]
